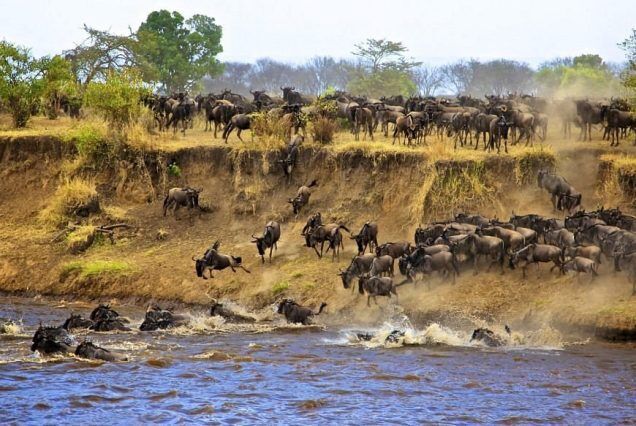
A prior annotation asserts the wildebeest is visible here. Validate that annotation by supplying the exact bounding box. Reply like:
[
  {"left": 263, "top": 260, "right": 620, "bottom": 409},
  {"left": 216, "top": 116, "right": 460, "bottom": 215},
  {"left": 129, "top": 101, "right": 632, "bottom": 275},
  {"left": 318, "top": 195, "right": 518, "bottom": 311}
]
[
  {"left": 308, "top": 223, "right": 350, "bottom": 259},
  {"left": 488, "top": 115, "right": 510, "bottom": 153},
  {"left": 358, "top": 275, "right": 401, "bottom": 307},
  {"left": 350, "top": 222, "right": 379, "bottom": 255},
  {"left": 251, "top": 221, "right": 281, "bottom": 263},
  {"left": 451, "top": 232, "right": 505, "bottom": 274},
  {"left": 90, "top": 304, "right": 124, "bottom": 323},
  {"left": 509, "top": 244, "right": 563, "bottom": 278},
  {"left": 279, "top": 135, "right": 303, "bottom": 182},
  {"left": 470, "top": 326, "right": 511, "bottom": 347},
  {"left": 140, "top": 304, "right": 186, "bottom": 331},
  {"left": 62, "top": 314, "right": 93, "bottom": 331},
  {"left": 163, "top": 187, "right": 201, "bottom": 217},
  {"left": 289, "top": 179, "right": 318, "bottom": 215},
  {"left": 354, "top": 107, "right": 374, "bottom": 141},
  {"left": 480, "top": 226, "right": 525, "bottom": 253},
  {"left": 338, "top": 253, "right": 376, "bottom": 290},
  {"left": 561, "top": 256, "right": 599, "bottom": 281},
  {"left": 31, "top": 325, "right": 74, "bottom": 354},
  {"left": 614, "top": 251, "right": 636, "bottom": 294},
  {"left": 575, "top": 100, "right": 604, "bottom": 141},
  {"left": 277, "top": 299, "right": 327, "bottom": 325},
  {"left": 209, "top": 301, "right": 256, "bottom": 323},
  {"left": 75, "top": 341, "right": 127, "bottom": 362},
  {"left": 537, "top": 170, "right": 582, "bottom": 213},
  {"left": 370, "top": 254, "right": 394, "bottom": 277},
  {"left": 544, "top": 227, "right": 575, "bottom": 249},
  {"left": 91, "top": 318, "right": 130, "bottom": 332},
  {"left": 564, "top": 245, "right": 602, "bottom": 264},
  {"left": 399, "top": 250, "right": 459, "bottom": 285},
  {"left": 223, "top": 113, "right": 252, "bottom": 142},
  {"left": 193, "top": 240, "right": 251, "bottom": 279}
]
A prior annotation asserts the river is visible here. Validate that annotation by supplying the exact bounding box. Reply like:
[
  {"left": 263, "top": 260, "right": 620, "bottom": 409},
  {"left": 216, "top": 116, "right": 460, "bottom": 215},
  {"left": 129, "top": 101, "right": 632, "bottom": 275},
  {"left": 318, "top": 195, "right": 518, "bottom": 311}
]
[{"left": 0, "top": 296, "right": 634, "bottom": 424}]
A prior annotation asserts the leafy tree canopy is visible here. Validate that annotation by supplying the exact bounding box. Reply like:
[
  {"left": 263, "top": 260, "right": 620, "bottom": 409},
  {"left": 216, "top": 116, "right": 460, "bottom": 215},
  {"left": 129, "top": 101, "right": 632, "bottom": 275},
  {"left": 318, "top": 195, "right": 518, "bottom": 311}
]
[{"left": 136, "top": 10, "right": 223, "bottom": 92}]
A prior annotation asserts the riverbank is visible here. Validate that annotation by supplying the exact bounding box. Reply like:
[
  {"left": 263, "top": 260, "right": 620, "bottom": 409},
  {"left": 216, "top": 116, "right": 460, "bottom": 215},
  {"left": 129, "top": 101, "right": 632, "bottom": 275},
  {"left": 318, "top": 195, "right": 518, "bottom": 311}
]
[{"left": 0, "top": 123, "right": 635, "bottom": 341}]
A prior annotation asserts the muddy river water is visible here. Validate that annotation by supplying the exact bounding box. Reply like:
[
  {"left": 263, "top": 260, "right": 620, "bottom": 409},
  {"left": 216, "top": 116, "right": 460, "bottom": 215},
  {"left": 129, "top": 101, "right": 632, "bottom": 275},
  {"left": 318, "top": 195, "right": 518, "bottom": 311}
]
[{"left": 0, "top": 297, "right": 634, "bottom": 424}]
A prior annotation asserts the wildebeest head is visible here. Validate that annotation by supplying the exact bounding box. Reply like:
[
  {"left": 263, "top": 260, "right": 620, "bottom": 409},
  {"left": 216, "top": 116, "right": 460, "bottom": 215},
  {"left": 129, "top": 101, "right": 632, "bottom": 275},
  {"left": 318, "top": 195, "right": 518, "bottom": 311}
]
[
  {"left": 62, "top": 314, "right": 93, "bottom": 330},
  {"left": 398, "top": 255, "right": 410, "bottom": 276},
  {"left": 288, "top": 196, "right": 302, "bottom": 214},
  {"left": 193, "top": 256, "right": 206, "bottom": 278},
  {"left": 350, "top": 233, "right": 365, "bottom": 254},
  {"left": 277, "top": 298, "right": 295, "bottom": 314},
  {"left": 337, "top": 268, "right": 355, "bottom": 289},
  {"left": 251, "top": 234, "right": 267, "bottom": 261},
  {"left": 537, "top": 170, "right": 548, "bottom": 188}
]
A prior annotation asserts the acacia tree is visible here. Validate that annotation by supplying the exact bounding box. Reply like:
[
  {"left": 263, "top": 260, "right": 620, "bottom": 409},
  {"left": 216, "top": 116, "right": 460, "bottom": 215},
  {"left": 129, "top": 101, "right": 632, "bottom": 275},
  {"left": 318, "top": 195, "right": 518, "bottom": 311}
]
[
  {"left": 136, "top": 10, "right": 223, "bottom": 92},
  {"left": 348, "top": 38, "right": 419, "bottom": 97},
  {"left": 411, "top": 65, "right": 445, "bottom": 96},
  {"left": 0, "top": 41, "right": 45, "bottom": 127},
  {"left": 63, "top": 25, "right": 140, "bottom": 87}
]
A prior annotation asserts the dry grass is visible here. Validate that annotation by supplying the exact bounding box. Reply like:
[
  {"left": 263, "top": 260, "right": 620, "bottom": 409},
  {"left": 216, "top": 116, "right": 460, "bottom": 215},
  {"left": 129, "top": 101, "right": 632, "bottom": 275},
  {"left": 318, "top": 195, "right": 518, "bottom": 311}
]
[{"left": 39, "top": 178, "right": 98, "bottom": 227}]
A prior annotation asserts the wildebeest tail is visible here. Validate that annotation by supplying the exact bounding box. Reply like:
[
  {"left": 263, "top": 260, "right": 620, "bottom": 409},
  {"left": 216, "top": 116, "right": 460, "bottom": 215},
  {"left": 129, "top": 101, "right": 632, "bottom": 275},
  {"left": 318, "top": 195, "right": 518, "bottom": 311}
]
[
  {"left": 315, "top": 302, "right": 328, "bottom": 315},
  {"left": 162, "top": 194, "right": 170, "bottom": 215},
  {"left": 338, "top": 224, "right": 351, "bottom": 233},
  {"left": 451, "top": 249, "right": 460, "bottom": 276},
  {"left": 307, "top": 179, "right": 318, "bottom": 188},
  {"left": 592, "top": 263, "right": 599, "bottom": 276}
]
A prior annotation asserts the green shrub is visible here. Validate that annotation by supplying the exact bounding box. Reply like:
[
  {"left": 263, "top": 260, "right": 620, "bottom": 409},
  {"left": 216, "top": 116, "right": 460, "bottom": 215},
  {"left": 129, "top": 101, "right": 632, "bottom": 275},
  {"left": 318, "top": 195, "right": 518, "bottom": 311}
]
[
  {"left": 272, "top": 281, "right": 290, "bottom": 295},
  {"left": 84, "top": 69, "right": 147, "bottom": 129},
  {"left": 61, "top": 260, "right": 134, "bottom": 279}
]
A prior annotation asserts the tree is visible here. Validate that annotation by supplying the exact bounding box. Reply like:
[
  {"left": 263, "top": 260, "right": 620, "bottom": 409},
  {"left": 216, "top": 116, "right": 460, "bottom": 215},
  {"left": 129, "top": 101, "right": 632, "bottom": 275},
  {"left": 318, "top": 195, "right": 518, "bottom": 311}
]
[
  {"left": 0, "top": 41, "right": 45, "bottom": 127},
  {"left": 41, "top": 55, "right": 78, "bottom": 119},
  {"left": 84, "top": 69, "right": 147, "bottom": 129},
  {"left": 64, "top": 25, "right": 140, "bottom": 87},
  {"left": 619, "top": 29, "right": 636, "bottom": 96},
  {"left": 440, "top": 60, "right": 475, "bottom": 95},
  {"left": 352, "top": 39, "right": 413, "bottom": 72},
  {"left": 136, "top": 10, "right": 223, "bottom": 92},
  {"left": 535, "top": 53, "right": 619, "bottom": 97},
  {"left": 411, "top": 65, "right": 444, "bottom": 96},
  {"left": 348, "top": 38, "right": 418, "bottom": 97}
]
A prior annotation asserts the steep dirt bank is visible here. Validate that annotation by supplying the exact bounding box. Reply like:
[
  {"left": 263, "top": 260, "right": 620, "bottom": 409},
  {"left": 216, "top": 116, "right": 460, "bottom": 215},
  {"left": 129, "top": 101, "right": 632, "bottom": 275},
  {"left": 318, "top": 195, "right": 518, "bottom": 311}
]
[{"left": 0, "top": 136, "right": 634, "bottom": 341}]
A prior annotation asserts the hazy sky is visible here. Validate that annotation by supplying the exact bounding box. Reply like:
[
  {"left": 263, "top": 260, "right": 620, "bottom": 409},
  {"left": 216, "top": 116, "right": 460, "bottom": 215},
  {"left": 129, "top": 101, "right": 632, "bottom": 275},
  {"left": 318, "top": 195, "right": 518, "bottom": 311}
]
[{"left": 2, "top": 0, "right": 634, "bottom": 66}]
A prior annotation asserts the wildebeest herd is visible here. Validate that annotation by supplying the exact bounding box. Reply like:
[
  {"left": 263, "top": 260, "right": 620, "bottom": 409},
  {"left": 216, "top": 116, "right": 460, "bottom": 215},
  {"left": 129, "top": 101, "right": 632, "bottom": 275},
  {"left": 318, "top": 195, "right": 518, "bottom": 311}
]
[
  {"left": 143, "top": 89, "right": 636, "bottom": 149},
  {"left": 180, "top": 161, "right": 635, "bottom": 313}
]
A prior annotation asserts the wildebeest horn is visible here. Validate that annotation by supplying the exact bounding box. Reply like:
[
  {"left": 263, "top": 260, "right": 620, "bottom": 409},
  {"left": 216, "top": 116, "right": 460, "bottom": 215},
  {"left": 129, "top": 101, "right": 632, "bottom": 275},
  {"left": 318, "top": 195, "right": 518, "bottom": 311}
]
[
  {"left": 191, "top": 256, "right": 197, "bottom": 262},
  {"left": 280, "top": 86, "right": 283, "bottom": 91}
]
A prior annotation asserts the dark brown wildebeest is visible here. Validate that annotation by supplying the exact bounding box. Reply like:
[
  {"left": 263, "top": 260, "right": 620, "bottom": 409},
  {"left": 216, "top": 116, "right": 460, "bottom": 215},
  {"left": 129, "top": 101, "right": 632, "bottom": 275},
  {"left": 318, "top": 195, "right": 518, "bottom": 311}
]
[
  {"left": 561, "top": 256, "right": 599, "bottom": 281},
  {"left": 223, "top": 113, "right": 252, "bottom": 142},
  {"left": 393, "top": 114, "right": 415, "bottom": 145},
  {"left": 358, "top": 275, "right": 401, "bottom": 307},
  {"left": 251, "top": 221, "right": 281, "bottom": 263},
  {"left": 350, "top": 222, "right": 379, "bottom": 255},
  {"left": 533, "top": 112, "right": 549, "bottom": 141},
  {"left": 602, "top": 108, "right": 636, "bottom": 146},
  {"left": 301, "top": 212, "right": 322, "bottom": 246},
  {"left": 472, "top": 113, "right": 496, "bottom": 150},
  {"left": 614, "top": 250, "right": 636, "bottom": 294},
  {"left": 508, "top": 109, "right": 535, "bottom": 146},
  {"left": 277, "top": 299, "right": 327, "bottom": 324},
  {"left": 338, "top": 254, "right": 376, "bottom": 290},
  {"left": 289, "top": 179, "right": 318, "bottom": 215},
  {"left": 193, "top": 241, "right": 251, "bottom": 279},
  {"left": 509, "top": 243, "right": 563, "bottom": 279},
  {"left": 452, "top": 232, "right": 505, "bottom": 274},
  {"left": 61, "top": 314, "right": 93, "bottom": 331},
  {"left": 31, "top": 325, "right": 74, "bottom": 355},
  {"left": 376, "top": 241, "right": 412, "bottom": 272},
  {"left": 414, "top": 224, "right": 447, "bottom": 245},
  {"left": 308, "top": 223, "right": 350, "bottom": 259},
  {"left": 279, "top": 135, "right": 303, "bottom": 182},
  {"left": 206, "top": 100, "right": 236, "bottom": 138},
  {"left": 487, "top": 115, "right": 510, "bottom": 153},
  {"left": 75, "top": 341, "right": 127, "bottom": 362},
  {"left": 575, "top": 99, "right": 604, "bottom": 141},
  {"left": 163, "top": 187, "right": 201, "bottom": 217},
  {"left": 564, "top": 245, "right": 602, "bottom": 264},
  {"left": 399, "top": 249, "right": 458, "bottom": 285},
  {"left": 455, "top": 213, "right": 491, "bottom": 227},
  {"left": 544, "top": 227, "right": 575, "bottom": 249},
  {"left": 377, "top": 109, "right": 405, "bottom": 137},
  {"left": 537, "top": 170, "right": 582, "bottom": 213},
  {"left": 353, "top": 107, "right": 374, "bottom": 141}
]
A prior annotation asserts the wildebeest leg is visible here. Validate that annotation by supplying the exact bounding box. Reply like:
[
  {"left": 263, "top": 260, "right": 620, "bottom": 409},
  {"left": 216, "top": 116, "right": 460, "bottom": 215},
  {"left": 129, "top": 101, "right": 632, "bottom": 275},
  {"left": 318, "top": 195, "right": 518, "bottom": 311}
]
[
  {"left": 269, "top": 245, "right": 274, "bottom": 263},
  {"left": 473, "top": 254, "right": 480, "bottom": 275},
  {"left": 238, "top": 265, "right": 251, "bottom": 274},
  {"left": 237, "top": 129, "right": 244, "bottom": 142},
  {"left": 313, "top": 244, "right": 322, "bottom": 259},
  {"left": 367, "top": 295, "right": 371, "bottom": 307}
]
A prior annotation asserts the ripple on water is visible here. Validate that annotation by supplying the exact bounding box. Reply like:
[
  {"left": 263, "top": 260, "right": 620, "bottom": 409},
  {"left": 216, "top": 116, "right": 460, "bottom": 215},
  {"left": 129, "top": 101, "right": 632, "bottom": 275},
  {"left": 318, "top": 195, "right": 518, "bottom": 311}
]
[
  {"left": 295, "top": 398, "right": 329, "bottom": 411},
  {"left": 148, "top": 390, "right": 178, "bottom": 401}
]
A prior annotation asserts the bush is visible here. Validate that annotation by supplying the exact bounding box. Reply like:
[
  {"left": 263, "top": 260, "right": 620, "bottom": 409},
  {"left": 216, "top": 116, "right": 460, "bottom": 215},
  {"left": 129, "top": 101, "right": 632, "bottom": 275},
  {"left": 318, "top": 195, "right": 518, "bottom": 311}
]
[
  {"left": 39, "top": 178, "right": 99, "bottom": 226},
  {"left": 311, "top": 117, "right": 338, "bottom": 144},
  {"left": 84, "top": 69, "right": 147, "bottom": 129}
]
